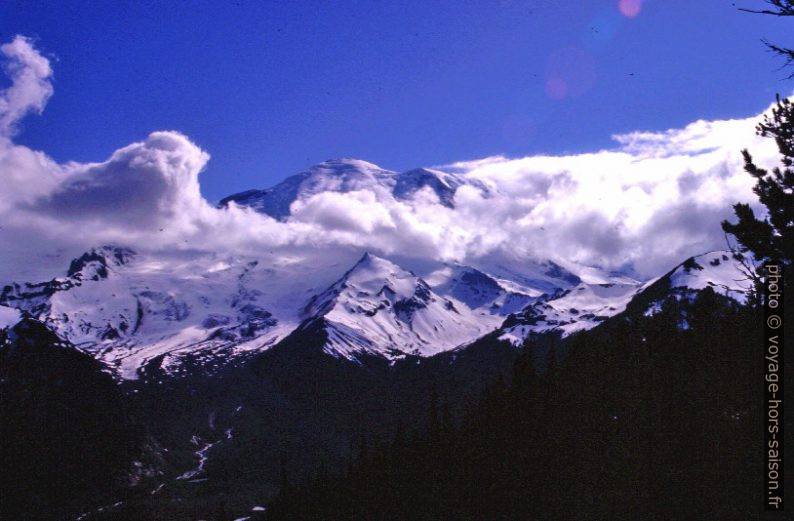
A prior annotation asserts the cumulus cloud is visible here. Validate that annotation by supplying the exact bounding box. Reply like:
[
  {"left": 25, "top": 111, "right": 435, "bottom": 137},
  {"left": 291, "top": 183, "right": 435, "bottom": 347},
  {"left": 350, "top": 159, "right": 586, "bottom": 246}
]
[
  {"left": 0, "top": 36, "right": 53, "bottom": 137},
  {"left": 0, "top": 35, "right": 784, "bottom": 284},
  {"left": 32, "top": 132, "right": 210, "bottom": 226}
]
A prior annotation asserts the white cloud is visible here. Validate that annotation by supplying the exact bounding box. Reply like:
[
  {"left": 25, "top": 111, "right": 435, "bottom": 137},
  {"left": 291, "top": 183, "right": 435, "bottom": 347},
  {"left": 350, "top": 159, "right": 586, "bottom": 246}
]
[
  {"left": 0, "top": 36, "right": 53, "bottom": 137},
  {"left": 437, "top": 113, "right": 779, "bottom": 275},
  {"left": 0, "top": 35, "right": 783, "bottom": 284},
  {"left": 291, "top": 190, "right": 396, "bottom": 234},
  {"left": 32, "top": 131, "right": 210, "bottom": 227}
]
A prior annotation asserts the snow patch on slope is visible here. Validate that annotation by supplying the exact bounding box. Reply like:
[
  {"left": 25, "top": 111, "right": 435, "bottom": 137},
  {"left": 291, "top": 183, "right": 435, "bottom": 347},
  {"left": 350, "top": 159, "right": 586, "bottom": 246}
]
[
  {"left": 668, "top": 251, "right": 749, "bottom": 302},
  {"left": 0, "top": 305, "right": 21, "bottom": 329},
  {"left": 498, "top": 281, "right": 642, "bottom": 345},
  {"left": 498, "top": 250, "right": 749, "bottom": 346}
]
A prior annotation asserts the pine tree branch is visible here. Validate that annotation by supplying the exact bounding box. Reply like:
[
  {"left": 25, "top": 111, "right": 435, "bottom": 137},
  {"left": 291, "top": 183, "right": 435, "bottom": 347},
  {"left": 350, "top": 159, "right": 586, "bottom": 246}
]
[
  {"left": 763, "top": 40, "right": 794, "bottom": 77},
  {"left": 738, "top": 0, "right": 794, "bottom": 16}
]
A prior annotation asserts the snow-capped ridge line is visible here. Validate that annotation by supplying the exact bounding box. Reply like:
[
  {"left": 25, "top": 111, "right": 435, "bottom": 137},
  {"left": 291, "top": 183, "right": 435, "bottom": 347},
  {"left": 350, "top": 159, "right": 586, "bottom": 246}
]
[
  {"left": 0, "top": 244, "right": 751, "bottom": 377},
  {"left": 496, "top": 249, "right": 748, "bottom": 347},
  {"left": 218, "top": 158, "right": 491, "bottom": 220}
]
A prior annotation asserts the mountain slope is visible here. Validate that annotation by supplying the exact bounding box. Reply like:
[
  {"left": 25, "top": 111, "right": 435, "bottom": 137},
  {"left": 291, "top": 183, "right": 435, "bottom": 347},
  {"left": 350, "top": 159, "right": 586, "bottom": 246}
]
[{"left": 0, "top": 319, "right": 140, "bottom": 519}]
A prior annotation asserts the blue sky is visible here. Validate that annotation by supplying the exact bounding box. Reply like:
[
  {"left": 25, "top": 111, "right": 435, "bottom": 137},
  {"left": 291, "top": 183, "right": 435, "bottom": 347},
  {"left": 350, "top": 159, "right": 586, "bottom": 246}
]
[{"left": 1, "top": 0, "right": 791, "bottom": 201}]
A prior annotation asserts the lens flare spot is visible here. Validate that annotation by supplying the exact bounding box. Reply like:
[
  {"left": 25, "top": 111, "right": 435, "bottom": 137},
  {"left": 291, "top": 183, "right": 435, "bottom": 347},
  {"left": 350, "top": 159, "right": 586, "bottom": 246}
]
[
  {"left": 544, "top": 47, "right": 596, "bottom": 100},
  {"left": 618, "top": 0, "right": 641, "bottom": 18},
  {"left": 545, "top": 78, "right": 568, "bottom": 100}
]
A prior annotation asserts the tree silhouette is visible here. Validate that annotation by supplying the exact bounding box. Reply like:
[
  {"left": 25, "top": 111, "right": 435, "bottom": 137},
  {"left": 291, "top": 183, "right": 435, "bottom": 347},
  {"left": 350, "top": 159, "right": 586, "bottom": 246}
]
[
  {"left": 721, "top": 95, "right": 793, "bottom": 300},
  {"left": 740, "top": 0, "right": 794, "bottom": 76},
  {"left": 722, "top": 96, "right": 794, "bottom": 255}
]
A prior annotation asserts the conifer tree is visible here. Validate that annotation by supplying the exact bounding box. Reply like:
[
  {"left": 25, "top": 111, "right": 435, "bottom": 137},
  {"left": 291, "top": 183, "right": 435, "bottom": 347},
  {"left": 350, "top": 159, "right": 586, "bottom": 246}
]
[
  {"left": 722, "top": 95, "right": 794, "bottom": 272},
  {"left": 723, "top": 2, "right": 794, "bottom": 285},
  {"left": 740, "top": 0, "right": 794, "bottom": 76}
]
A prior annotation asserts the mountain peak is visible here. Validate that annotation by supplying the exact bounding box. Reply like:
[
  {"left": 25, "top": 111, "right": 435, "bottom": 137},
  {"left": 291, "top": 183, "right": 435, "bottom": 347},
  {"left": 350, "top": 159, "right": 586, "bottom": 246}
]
[
  {"left": 351, "top": 251, "right": 396, "bottom": 272},
  {"left": 667, "top": 251, "right": 748, "bottom": 300},
  {"left": 219, "top": 159, "right": 491, "bottom": 220},
  {"left": 311, "top": 158, "right": 386, "bottom": 172},
  {"left": 299, "top": 254, "right": 488, "bottom": 361},
  {"left": 338, "top": 253, "right": 421, "bottom": 298},
  {"left": 218, "top": 159, "right": 396, "bottom": 219},
  {"left": 67, "top": 246, "right": 135, "bottom": 281}
]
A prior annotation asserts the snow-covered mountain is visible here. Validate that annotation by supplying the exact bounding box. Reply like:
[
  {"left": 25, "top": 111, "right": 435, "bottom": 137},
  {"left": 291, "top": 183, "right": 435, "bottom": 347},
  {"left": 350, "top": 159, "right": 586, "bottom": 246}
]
[
  {"left": 218, "top": 158, "right": 490, "bottom": 219},
  {"left": 632, "top": 250, "right": 750, "bottom": 316},
  {"left": 497, "top": 281, "right": 644, "bottom": 345},
  {"left": 425, "top": 264, "right": 536, "bottom": 316},
  {"left": 0, "top": 245, "right": 748, "bottom": 379},
  {"left": 0, "top": 246, "right": 305, "bottom": 378},
  {"left": 0, "top": 246, "right": 547, "bottom": 374},
  {"left": 0, "top": 157, "right": 752, "bottom": 380},
  {"left": 495, "top": 250, "right": 749, "bottom": 346},
  {"left": 661, "top": 251, "right": 749, "bottom": 302},
  {"left": 299, "top": 253, "right": 495, "bottom": 361}
]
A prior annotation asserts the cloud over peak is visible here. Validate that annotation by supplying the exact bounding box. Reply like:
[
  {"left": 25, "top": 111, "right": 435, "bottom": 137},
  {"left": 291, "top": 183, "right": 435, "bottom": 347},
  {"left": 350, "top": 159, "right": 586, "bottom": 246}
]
[{"left": 0, "top": 35, "right": 781, "bottom": 283}]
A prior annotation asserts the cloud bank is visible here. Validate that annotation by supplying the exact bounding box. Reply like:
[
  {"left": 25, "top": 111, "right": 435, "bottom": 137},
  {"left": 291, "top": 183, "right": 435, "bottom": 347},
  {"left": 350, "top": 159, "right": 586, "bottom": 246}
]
[{"left": 0, "top": 36, "right": 781, "bottom": 283}]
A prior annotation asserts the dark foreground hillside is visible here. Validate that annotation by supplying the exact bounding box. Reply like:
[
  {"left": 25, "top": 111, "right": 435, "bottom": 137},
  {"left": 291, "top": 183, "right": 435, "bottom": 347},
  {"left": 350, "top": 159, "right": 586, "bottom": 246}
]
[
  {"left": 85, "top": 319, "right": 522, "bottom": 520},
  {"left": 266, "top": 288, "right": 769, "bottom": 521},
  {"left": 0, "top": 319, "right": 141, "bottom": 520},
  {"left": 0, "top": 286, "right": 782, "bottom": 521}
]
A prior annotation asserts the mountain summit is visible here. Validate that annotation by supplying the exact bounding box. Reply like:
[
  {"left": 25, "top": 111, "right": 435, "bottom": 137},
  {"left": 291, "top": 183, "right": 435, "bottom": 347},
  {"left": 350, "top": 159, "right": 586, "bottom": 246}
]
[{"left": 218, "top": 158, "right": 489, "bottom": 220}]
